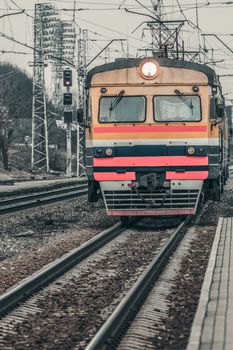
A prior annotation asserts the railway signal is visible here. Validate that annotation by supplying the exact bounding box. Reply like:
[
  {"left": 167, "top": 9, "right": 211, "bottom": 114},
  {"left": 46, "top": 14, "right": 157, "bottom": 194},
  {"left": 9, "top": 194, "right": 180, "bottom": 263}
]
[
  {"left": 63, "top": 69, "right": 73, "bottom": 178},
  {"left": 63, "top": 92, "right": 73, "bottom": 105},
  {"left": 63, "top": 69, "right": 72, "bottom": 87},
  {"left": 64, "top": 111, "right": 73, "bottom": 124}
]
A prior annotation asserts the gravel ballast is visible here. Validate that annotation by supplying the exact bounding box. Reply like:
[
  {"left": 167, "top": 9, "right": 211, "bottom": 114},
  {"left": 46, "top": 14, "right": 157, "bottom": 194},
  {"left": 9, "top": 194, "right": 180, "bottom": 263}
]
[
  {"left": 0, "top": 197, "right": 117, "bottom": 293},
  {"left": 0, "top": 227, "right": 173, "bottom": 350},
  {"left": 150, "top": 178, "right": 233, "bottom": 350}
]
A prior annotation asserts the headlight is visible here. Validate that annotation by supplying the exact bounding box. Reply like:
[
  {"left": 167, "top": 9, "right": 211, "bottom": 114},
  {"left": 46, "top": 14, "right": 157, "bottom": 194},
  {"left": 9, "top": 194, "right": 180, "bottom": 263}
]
[
  {"left": 187, "top": 147, "right": 196, "bottom": 155},
  {"left": 140, "top": 60, "right": 159, "bottom": 79},
  {"left": 105, "top": 148, "right": 113, "bottom": 156}
]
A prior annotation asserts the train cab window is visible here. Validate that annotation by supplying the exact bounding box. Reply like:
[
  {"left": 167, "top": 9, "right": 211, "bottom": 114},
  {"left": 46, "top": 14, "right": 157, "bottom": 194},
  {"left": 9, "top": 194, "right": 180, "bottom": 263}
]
[
  {"left": 99, "top": 96, "right": 146, "bottom": 123},
  {"left": 153, "top": 95, "right": 201, "bottom": 122}
]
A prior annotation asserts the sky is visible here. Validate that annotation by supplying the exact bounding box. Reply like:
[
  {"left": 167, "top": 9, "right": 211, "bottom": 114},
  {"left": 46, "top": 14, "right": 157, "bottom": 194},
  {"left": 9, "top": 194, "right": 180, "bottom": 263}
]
[{"left": 1, "top": 0, "right": 233, "bottom": 100}]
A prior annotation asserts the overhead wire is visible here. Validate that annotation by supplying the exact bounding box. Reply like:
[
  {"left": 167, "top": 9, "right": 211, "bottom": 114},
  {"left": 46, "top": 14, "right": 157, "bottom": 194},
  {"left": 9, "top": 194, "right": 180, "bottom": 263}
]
[
  {"left": 2, "top": 1, "right": 233, "bottom": 12},
  {"left": 134, "top": 0, "right": 157, "bottom": 17},
  {"left": 0, "top": 69, "right": 19, "bottom": 82},
  {"left": 89, "top": 37, "right": 124, "bottom": 61},
  {"left": 1, "top": 1, "right": 232, "bottom": 74},
  {"left": 0, "top": 69, "right": 19, "bottom": 77},
  {"left": 8, "top": 0, "right": 34, "bottom": 18},
  {"left": 118, "top": 0, "right": 127, "bottom": 9},
  {"left": 62, "top": 9, "right": 151, "bottom": 46},
  {"left": 1, "top": 0, "right": 143, "bottom": 71},
  {"left": 5, "top": 1, "right": 14, "bottom": 37},
  {"left": 0, "top": 50, "right": 29, "bottom": 54},
  {"left": 87, "top": 28, "right": 140, "bottom": 51},
  {"left": 4, "top": 0, "right": 15, "bottom": 54}
]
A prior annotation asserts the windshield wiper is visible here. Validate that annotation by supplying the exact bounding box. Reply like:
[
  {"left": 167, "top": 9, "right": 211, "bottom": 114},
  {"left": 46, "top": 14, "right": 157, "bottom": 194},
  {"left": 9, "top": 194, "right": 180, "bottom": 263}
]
[
  {"left": 174, "top": 89, "right": 194, "bottom": 114},
  {"left": 109, "top": 90, "right": 125, "bottom": 112}
]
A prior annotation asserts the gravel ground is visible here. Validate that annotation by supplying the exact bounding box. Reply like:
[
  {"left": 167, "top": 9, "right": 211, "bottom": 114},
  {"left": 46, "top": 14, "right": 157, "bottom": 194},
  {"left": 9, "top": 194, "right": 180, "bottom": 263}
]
[
  {"left": 0, "top": 226, "right": 173, "bottom": 350},
  {"left": 150, "top": 177, "right": 233, "bottom": 350},
  {"left": 0, "top": 196, "right": 117, "bottom": 294}
]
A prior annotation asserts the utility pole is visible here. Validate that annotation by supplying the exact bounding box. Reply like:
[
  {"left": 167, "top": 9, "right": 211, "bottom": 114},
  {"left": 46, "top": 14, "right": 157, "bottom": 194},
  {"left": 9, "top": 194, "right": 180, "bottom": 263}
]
[
  {"left": 51, "top": 19, "right": 76, "bottom": 109},
  {"left": 66, "top": 123, "right": 72, "bottom": 177},
  {"left": 31, "top": 2, "right": 77, "bottom": 175},
  {"left": 31, "top": 3, "right": 61, "bottom": 173},
  {"left": 53, "top": 19, "right": 76, "bottom": 178},
  {"left": 128, "top": 1, "right": 184, "bottom": 58},
  {"left": 31, "top": 3, "right": 49, "bottom": 173},
  {"left": 63, "top": 70, "right": 73, "bottom": 178},
  {"left": 51, "top": 19, "right": 63, "bottom": 110},
  {"left": 77, "top": 28, "right": 88, "bottom": 177},
  {"left": 129, "top": 1, "right": 203, "bottom": 61}
]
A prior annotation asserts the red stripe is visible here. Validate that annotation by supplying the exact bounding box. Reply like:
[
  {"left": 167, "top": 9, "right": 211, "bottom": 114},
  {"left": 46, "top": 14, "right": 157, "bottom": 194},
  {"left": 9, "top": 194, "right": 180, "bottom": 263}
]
[
  {"left": 166, "top": 171, "right": 208, "bottom": 180},
  {"left": 94, "top": 156, "right": 208, "bottom": 167},
  {"left": 108, "top": 209, "right": 195, "bottom": 216},
  {"left": 94, "top": 172, "right": 136, "bottom": 181},
  {"left": 94, "top": 125, "right": 207, "bottom": 133}
]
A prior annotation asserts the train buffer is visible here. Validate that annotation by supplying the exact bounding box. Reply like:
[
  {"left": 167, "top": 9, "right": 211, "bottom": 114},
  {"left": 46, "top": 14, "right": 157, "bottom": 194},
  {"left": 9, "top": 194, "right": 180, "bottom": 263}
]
[{"left": 187, "top": 217, "right": 233, "bottom": 350}]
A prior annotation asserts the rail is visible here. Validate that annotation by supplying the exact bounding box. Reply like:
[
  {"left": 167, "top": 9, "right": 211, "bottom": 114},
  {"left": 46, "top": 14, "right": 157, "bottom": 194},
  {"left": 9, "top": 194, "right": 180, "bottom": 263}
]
[
  {"left": 0, "top": 222, "right": 126, "bottom": 316},
  {"left": 0, "top": 183, "right": 88, "bottom": 215},
  {"left": 86, "top": 219, "right": 188, "bottom": 350},
  {"left": 0, "top": 179, "right": 87, "bottom": 198}
]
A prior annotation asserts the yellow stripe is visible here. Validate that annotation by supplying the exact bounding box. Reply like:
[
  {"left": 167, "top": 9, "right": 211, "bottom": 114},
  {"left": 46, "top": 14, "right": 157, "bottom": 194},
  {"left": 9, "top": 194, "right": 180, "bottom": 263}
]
[{"left": 93, "top": 132, "right": 208, "bottom": 140}]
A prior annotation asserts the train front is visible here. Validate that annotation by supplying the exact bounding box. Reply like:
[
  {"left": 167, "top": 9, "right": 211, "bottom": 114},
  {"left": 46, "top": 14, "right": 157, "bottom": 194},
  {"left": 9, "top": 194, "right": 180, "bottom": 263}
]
[{"left": 85, "top": 57, "right": 213, "bottom": 218}]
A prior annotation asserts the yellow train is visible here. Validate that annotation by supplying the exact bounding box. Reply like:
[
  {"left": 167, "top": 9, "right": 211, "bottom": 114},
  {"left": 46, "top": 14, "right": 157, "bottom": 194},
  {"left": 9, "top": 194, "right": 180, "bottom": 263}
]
[{"left": 78, "top": 57, "right": 229, "bottom": 220}]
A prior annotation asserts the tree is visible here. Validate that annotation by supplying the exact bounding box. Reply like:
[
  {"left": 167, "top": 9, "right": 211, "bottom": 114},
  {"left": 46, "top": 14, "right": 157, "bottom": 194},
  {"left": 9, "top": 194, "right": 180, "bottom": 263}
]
[
  {"left": 0, "top": 104, "right": 12, "bottom": 169},
  {"left": 0, "top": 63, "right": 32, "bottom": 170}
]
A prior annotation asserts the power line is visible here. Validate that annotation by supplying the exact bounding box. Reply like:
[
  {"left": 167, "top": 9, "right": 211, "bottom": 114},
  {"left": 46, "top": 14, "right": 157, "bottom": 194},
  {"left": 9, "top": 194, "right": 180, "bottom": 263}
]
[
  {"left": 0, "top": 69, "right": 19, "bottom": 78},
  {"left": 0, "top": 50, "right": 29, "bottom": 54},
  {"left": 0, "top": 70, "right": 19, "bottom": 82},
  {"left": 63, "top": 11, "right": 150, "bottom": 45},
  {"left": 134, "top": 0, "right": 158, "bottom": 17},
  {"left": 0, "top": 31, "right": 75, "bottom": 67},
  {"left": 8, "top": 0, "right": 33, "bottom": 18},
  {"left": 118, "top": 0, "right": 127, "bottom": 9},
  {"left": 73, "top": 0, "right": 76, "bottom": 21},
  {"left": 175, "top": 0, "right": 197, "bottom": 29},
  {"left": 0, "top": 9, "right": 24, "bottom": 19}
]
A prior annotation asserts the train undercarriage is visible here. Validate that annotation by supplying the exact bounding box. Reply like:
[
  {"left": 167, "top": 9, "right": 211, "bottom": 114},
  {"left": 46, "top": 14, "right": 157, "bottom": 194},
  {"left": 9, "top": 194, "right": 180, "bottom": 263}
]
[{"left": 88, "top": 166, "right": 229, "bottom": 222}]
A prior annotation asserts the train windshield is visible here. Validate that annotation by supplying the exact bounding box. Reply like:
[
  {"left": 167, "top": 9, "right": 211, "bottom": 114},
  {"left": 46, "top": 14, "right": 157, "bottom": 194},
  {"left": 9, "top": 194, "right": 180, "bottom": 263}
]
[
  {"left": 153, "top": 95, "right": 201, "bottom": 122},
  {"left": 99, "top": 96, "right": 146, "bottom": 123}
]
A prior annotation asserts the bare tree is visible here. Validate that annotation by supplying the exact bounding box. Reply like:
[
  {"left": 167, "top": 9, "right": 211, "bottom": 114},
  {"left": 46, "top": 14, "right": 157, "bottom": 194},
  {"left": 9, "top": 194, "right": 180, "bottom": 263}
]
[
  {"left": 0, "top": 64, "right": 32, "bottom": 170},
  {"left": 0, "top": 98, "right": 14, "bottom": 170}
]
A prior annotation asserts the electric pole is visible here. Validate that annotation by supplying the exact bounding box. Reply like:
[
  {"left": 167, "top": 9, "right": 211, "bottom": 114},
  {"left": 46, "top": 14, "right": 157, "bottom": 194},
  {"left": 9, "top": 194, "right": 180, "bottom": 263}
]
[
  {"left": 77, "top": 28, "right": 88, "bottom": 177},
  {"left": 63, "top": 69, "right": 73, "bottom": 178},
  {"left": 31, "top": 3, "right": 49, "bottom": 173},
  {"left": 31, "top": 2, "right": 77, "bottom": 175}
]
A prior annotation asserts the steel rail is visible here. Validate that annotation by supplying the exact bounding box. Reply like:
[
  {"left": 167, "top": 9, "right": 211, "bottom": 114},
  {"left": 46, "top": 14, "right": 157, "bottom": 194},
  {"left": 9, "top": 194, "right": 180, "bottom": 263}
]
[
  {"left": 0, "top": 179, "right": 87, "bottom": 198},
  {"left": 86, "top": 220, "right": 188, "bottom": 350},
  {"left": 0, "top": 183, "right": 87, "bottom": 204},
  {"left": 0, "top": 185, "right": 88, "bottom": 215},
  {"left": 0, "top": 222, "right": 126, "bottom": 317}
]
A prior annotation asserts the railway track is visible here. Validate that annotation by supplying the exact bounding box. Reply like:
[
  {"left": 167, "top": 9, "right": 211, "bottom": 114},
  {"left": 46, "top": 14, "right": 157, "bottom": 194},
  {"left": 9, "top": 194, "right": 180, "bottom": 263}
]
[
  {"left": 0, "top": 222, "right": 125, "bottom": 316},
  {"left": 0, "top": 182, "right": 87, "bottom": 215},
  {"left": 0, "top": 217, "right": 190, "bottom": 349},
  {"left": 86, "top": 219, "right": 188, "bottom": 350},
  {"left": 0, "top": 179, "right": 87, "bottom": 198}
]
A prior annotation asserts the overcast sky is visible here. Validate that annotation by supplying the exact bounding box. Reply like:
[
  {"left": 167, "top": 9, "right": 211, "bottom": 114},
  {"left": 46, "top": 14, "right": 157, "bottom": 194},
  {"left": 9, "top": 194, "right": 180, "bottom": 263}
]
[{"left": 1, "top": 0, "right": 233, "bottom": 100}]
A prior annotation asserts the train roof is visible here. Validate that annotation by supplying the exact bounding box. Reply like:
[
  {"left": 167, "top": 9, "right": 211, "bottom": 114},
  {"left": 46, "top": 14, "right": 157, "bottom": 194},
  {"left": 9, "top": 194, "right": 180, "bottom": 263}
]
[{"left": 86, "top": 57, "right": 218, "bottom": 88}]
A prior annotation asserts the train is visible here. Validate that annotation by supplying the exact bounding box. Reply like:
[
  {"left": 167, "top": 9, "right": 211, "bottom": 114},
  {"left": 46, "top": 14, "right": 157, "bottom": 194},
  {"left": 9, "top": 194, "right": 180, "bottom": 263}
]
[{"left": 77, "top": 56, "right": 230, "bottom": 222}]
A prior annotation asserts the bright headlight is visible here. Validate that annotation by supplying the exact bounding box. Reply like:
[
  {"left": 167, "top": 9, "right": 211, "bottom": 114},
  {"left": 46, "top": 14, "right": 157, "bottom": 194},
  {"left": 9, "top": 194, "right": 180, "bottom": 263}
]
[
  {"left": 140, "top": 60, "right": 159, "bottom": 79},
  {"left": 187, "top": 147, "right": 196, "bottom": 155},
  {"left": 106, "top": 148, "right": 113, "bottom": 156}
]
